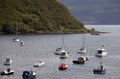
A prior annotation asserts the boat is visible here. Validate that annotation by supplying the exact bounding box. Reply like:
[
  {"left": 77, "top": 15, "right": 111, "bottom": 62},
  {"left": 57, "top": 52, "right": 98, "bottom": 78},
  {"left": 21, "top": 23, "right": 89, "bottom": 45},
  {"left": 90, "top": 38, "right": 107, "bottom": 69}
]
[
  {"left": 60, "top": 50, "right": 69, "bottom": 59},
  {"left": 33, "top": 60, "right": 45, "bottom": 67},
  {"left": 22, "top": 70, "right": 36, "bottom": 79},
  {"left": 55, "top": 27, "right": 69, "bottom": 57},
  {"left": 19, "top": 41, "right": 24, "bottom": 46},
  {"left": 54, "top": 47, "right": 62, "bottom": 55},
  {"left": 4, "top": 58, "right": 12, "bottom": 65},
  {"left": 73, "top": 56, "right": 86, "bottom": 64},
  {"left": 77, "top": 34, "right": 87, "bottom": 54},
  {"left": 59, "top": 63, "right": 68, "bottom": 70},
  {"left": 95, "top": 45, "right": 107, "bottom": 57},
  {"left": 93, "top": 62, "right": 106, "bottom": 74},
  {"left": 13, "top": 37, "right": 20, "bottom": 42},
  {"left": 1, "top": 68, "right": 14, "bottom": 76}
]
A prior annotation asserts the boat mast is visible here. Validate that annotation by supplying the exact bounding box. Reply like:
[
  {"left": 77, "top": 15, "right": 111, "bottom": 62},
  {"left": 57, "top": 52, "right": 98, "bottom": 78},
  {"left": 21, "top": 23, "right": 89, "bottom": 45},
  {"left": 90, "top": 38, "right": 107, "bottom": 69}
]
[
  {"left": 61, "top": 27, "right": 65, "bottom": 50},
  {"left": 82, "top": 34, "right": 85, "bottom": 48},
  {"left": 16, "top": 22, "right": 19, "bottom": 37}
]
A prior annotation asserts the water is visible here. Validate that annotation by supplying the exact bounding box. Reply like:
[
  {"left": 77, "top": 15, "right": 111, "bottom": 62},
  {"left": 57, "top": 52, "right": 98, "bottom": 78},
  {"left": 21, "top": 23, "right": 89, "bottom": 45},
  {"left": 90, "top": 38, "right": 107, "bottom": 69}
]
[{"left": 0, "top": 25, "right": 120, "bottom": 79}]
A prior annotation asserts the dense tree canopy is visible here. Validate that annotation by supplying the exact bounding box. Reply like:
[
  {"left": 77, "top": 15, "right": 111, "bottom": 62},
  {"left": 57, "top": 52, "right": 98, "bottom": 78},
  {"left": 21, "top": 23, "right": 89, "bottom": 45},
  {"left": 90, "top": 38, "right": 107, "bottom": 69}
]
[{"left": 0, "top": 0, "right": 91, "bottom": 34}]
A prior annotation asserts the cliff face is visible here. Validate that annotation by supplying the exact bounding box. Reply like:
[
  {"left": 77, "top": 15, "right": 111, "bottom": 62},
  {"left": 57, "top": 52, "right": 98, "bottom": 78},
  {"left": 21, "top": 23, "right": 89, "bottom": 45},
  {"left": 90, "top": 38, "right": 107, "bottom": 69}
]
[{"left": 0, "top": 0, "right": 88, "bottom": 34}]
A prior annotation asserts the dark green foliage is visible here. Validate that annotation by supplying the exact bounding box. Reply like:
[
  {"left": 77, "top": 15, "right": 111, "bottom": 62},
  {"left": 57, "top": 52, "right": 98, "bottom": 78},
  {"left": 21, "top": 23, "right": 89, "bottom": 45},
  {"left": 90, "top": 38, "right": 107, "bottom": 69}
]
[{"left": 0, "top": 0, "right": 89, "bottom": 34}]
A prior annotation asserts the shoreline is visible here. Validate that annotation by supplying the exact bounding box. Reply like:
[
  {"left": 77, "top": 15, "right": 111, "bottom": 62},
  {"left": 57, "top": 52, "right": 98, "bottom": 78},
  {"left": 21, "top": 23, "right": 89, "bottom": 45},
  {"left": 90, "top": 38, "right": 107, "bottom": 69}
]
[{"left": 0, "top": 31, "right": 110, "bottom": 35}]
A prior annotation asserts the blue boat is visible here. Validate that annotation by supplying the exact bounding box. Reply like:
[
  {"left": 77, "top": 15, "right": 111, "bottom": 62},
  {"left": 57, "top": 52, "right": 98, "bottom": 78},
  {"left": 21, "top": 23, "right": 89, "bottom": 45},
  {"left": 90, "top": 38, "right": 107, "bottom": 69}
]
[
  {"left": 22, "top": 70, "right": 36, "bottom": 79},
  {"left": 93, "top": 62, "right": 106, "bottom": 74}
]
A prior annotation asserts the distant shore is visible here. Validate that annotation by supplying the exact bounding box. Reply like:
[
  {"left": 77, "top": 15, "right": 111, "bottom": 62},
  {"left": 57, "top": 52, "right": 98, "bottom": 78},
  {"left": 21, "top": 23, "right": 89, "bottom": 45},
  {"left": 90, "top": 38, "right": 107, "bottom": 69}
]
[{"left": 0, "top": 31, "right": 110, "bottom": 35}]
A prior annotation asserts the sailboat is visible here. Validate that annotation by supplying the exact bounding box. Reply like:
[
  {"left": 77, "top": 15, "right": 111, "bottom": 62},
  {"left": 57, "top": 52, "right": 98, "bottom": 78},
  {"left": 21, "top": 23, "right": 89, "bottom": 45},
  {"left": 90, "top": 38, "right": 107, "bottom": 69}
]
[
  {"left": 54, "top": 28, "right": 69, "bottom": 58},
  {"left": 77, "top": 34, "right": 87, "bottom": 54},
  {"left": 13, "top": 23, "right": 20, "bottom": 42}
]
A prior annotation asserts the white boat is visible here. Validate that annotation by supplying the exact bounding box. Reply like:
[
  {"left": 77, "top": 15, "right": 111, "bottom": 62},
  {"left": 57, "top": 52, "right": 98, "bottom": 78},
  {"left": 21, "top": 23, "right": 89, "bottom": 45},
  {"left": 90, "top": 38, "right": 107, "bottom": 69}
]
[
  {"left": 19, "top": 41, "right": 24, "bottom": 46},
  {"left": 33, "top": 60, "right": 45, "bottom": 67},
  {"left": 60, "top": 50, "right": 69, "bottom": 59},
  {"left": 77, "top": 34, "right": 87, "bottom": 54},
  {"left": 77, "top": 47, "right": 87, "bottom": 54},
  {"left": 55, "top": 27, "right": 69, "bottom": 57},
  {"left": 4, "top": 58, "right": 12, "bottom": 65},
  {"left": 13, "top": 37, "right": 20, "bottom": 42},
  {"left": 54, "top": 47, "right": 62, "bottom": 55},
  {"left": 95, "top": 45, "right": 107, "bottom": 57},
  {"left": 1, "top": 68, "right": 14, "bottom": 75}
]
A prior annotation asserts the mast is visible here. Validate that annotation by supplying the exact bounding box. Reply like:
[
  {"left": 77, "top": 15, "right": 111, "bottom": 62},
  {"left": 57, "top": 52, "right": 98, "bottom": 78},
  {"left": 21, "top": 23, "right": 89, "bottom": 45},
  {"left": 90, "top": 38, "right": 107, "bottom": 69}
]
[
  {"left": 16, "top": 22, "right": 19, "bottom": 37},
  {"left": 82, "top": 34, "right": 85, "bottom": 48},
  {"left": 61, "top": 27, "right": 65, "bottom": 50}
]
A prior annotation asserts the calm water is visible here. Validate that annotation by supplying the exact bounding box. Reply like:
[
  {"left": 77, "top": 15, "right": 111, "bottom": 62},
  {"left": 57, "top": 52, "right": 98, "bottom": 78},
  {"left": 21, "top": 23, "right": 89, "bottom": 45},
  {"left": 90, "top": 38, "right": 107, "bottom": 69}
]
[{"left": 0, "top": 25, "right": 120, "bottom": 79}]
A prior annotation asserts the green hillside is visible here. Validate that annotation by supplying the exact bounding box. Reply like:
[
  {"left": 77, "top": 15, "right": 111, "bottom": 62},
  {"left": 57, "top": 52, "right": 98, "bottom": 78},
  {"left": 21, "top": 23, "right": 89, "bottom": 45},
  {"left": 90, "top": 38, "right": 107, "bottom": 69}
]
[{"left": 0, "top": 0, "right": 90, "bottom": 34}]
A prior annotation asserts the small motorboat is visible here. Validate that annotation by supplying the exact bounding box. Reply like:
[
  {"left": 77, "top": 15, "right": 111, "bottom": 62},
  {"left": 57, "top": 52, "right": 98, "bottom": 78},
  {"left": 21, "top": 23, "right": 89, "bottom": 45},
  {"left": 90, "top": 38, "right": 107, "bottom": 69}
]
[
  {"left": 13, "top": 37, "right": 20, "bottom": 42},
  {"left": 73, "top": 56, "right": 86, "bottom": 64},
  {"left": 22, "top": 70, "right": 36, "bottom": 79},
  {"left": 77, "top": 47, "right": 87, "bottom": 54},
  {"left": 95, "top": 45, "right": 107, "bottom": 57},
  {"left": 59, "top": 63, "right": 68, "bottom": 70},
  {"left": 19, "top": 41, "right": 24, "bottom": 46},
  {"left": 54, "top": 47, "right": 62, "bottom": 55},
  {"left": 4, "top": 58, "right": 12, "bottom": 65},
  {"left": 33, "top": 60, "right": 45, "bottom": 67},
  {"left": 60, "top": 50, "right": 69, "bottom": 59},
  {"left": 1, "top": 68, "right": 14, "bottom": 76},
  {"left": 93, "top": 62, "right": 106, "bottom": 74}
]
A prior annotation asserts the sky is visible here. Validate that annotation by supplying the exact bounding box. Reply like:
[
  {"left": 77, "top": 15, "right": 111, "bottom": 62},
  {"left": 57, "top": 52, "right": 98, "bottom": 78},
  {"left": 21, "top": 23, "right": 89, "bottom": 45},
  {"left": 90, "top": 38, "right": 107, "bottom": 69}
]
[{"left": 58, "top": 0, "right": 120, "bottom": 25}]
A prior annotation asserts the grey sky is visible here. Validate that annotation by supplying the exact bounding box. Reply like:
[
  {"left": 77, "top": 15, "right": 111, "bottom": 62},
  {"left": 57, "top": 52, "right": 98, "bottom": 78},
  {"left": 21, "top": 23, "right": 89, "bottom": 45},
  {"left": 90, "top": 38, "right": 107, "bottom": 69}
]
[{"left": 59, "top": 0, "right": 120, "bottom": 25}]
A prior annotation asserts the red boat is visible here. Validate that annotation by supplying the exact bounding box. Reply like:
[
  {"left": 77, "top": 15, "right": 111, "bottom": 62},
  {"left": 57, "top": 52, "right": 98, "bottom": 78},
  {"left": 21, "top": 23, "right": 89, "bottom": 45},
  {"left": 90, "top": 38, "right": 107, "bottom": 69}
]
[{"left": 59, "top": 63, "right": 68, "bottom": 70}]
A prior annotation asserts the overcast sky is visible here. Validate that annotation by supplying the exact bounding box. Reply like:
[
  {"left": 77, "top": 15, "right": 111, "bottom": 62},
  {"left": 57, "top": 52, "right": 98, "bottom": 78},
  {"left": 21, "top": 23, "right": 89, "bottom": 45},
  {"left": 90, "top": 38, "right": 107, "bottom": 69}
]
[{"left": 59, "top": 0, "right": 120, "bottom": 25}]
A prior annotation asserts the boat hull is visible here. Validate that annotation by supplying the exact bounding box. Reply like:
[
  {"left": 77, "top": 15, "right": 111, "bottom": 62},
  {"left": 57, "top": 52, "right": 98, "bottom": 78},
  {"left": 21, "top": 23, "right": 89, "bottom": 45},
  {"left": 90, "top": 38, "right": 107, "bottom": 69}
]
[
  {"left": 33, "top": 62, "right": 45, "bottom": 67},
  {"left": 93, "top": 69, "right": 106, "bottom": 74},
  {"left": 1, "top": 70, "right": 14, "bottom": 76},
  {"left": 77, "top": 49, "right": 87, "bottom": 54},
  {"left": 22, "top": 71, "right": 36, "bottom": 79},
  {"left": 59, "top": 63, "right": 68, "bottom": 70},
  {"left": 95, "top": 52, "right": 107, "bottom": 57},
  {"left": 73, "top": 60, "right": 85, "bottom": 64},
  {"left": 59, "top": 67, "right": 67, "bottom": 70}
]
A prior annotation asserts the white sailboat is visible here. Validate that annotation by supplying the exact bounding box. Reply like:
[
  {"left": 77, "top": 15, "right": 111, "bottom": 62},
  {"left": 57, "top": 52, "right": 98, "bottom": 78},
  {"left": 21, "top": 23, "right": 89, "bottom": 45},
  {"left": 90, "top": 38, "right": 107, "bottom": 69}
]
[
  {"left": 54, "top": 28, "right": 69, "bottom": 58},
  {"left": 59, "top": 28, "right": 69, "bottom": 59},
  {"left": 77, "top": 34, "right": 87, "bottom": 54}
]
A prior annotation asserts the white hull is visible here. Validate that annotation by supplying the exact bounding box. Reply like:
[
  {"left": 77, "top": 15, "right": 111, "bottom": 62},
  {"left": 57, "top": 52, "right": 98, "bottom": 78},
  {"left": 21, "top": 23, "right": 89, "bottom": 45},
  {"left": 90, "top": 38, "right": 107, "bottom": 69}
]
[
  {"left": 96, "top": 46, "right": 107, "bottom": 57},
  {"left": 19, "top": 41, "right": 24, "bottom": 46},
  {"left": 13, "top": 38, "right": 20, "bottom": 42},
  {"left": 60, "top": 50, "right": 69, "bottom": 59},
  {"left": 95, "top": 52, "right": 107, "bottom": 57},
  {"left": 33, "top": 62, "right": 45, "bottom": 67},
  {"left": 33, "top": 60, "right": 45, "bottom": 67},
  {"left": 77, "top": 49, "right": 87, "bottom": 54},
  {"left": 1, "top": 69, "right": 14, "bottom": 75}
]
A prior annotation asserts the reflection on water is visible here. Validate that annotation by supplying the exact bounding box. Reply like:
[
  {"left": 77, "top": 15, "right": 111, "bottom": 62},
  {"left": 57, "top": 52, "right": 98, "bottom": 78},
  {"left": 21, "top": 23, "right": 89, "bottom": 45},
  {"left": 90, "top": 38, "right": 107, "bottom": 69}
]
[{"left": 0, "top": 25, "right": 120, "bottom": 79}]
